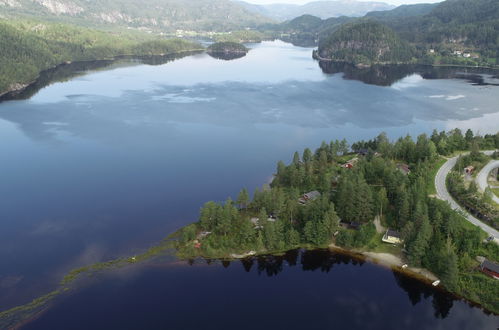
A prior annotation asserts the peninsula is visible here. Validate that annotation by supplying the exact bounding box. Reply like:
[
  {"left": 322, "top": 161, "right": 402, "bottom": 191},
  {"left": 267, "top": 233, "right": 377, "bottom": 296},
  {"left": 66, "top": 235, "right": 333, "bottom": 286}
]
[{"left": 176, "top": 129, "right": 499, "bottom": 313}]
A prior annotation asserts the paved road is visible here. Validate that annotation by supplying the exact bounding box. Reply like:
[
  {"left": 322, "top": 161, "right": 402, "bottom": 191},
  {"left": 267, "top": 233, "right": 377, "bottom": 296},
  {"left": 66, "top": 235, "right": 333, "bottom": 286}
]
[
  {"left": 476, "top": 160, "right": 499, "bottom": 205},
  {"left": 435, "top": 152, "right": 499, "bottom": 242}
]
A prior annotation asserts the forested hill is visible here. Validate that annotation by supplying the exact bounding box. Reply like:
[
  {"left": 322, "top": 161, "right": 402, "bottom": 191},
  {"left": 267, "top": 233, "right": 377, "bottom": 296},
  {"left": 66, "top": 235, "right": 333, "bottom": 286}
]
[
  {"left": 0, "top": 19, "right": 201, "bottom": 96},
  {"left": 0, "top": 0, "right": 271, "bottom": 32},
  {"left": 237, "top": 0, "right": 394, "bottom": 21},
  {"left": 316, "top": 20, "right": 415, "bottom": 65},
  {"left": 316, "top": 0, "right": 499, "bottom": 67},
  {"left": 176, "top": 129, "right": 499, "bottom": 313},
  {"left": 365, "top": 3, "right": 437, "bottom": 19}
]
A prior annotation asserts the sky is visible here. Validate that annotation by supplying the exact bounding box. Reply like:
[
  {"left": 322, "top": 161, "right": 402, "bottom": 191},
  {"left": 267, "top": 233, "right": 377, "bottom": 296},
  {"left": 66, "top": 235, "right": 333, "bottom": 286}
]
[{"left": 245, "top": 0, "right": 443, "bottom": 6}]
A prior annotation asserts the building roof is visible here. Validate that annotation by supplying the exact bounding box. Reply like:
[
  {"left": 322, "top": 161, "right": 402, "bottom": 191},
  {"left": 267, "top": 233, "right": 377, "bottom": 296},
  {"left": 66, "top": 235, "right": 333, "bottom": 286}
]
[
  {"left": 482, "top": 260, "right": 499, "bottom": 273},
  {"left": 397, "top": 163, "right": 410, "bottom": 174},
  {"left": 386, "top": 229, "right": 401, "bottom": 239},
  {"left": 304, "top": 191, "right": 321, "bottom": 199}
]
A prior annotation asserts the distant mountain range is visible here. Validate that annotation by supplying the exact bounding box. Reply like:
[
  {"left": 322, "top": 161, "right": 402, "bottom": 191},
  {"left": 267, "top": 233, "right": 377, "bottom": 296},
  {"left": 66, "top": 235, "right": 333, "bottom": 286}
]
[
  {"left": 0, "top": 0, "right": 272, "bottom": 32},
  {"left": 236, "top": 0, "right": 395, "bottom": 21}
]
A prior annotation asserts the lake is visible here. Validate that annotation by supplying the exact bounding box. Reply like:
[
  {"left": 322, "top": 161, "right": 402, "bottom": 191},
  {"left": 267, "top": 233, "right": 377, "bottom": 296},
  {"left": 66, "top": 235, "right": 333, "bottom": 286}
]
[{"left": 0, "top": 40, "right": 498, "bottom": 328}]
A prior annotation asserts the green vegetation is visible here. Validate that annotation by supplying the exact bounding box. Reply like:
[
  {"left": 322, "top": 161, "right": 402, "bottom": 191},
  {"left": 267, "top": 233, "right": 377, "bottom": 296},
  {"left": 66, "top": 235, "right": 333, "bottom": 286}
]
[
  {"left": 207, "top": 42, "right": 249, "bottom": 54},
  {"left": 446, "top": 143, "right": 499, "bottom": 229},
  {"left": 317, "top": 20, "right": 415, "bottom": 65},
  {"left": 274, "top": 0, "right": 499, "bottom": 67},
  {"left": 0, "top": 19, "right": 202, "bottom": 95},
  {"left": 0, "top": 290, "right": 60, "bottom": 329},
  {"left": 213, "top": 30, "right": 269, "bottom": 43},
  {"left": 0, "top": 0, "right": 271, "bottom": 32},
  {"left": 176, "top": 129, "right": 499, "bottom": 313},
  {"left": 0, "top": 237, "right": 176, "bottom": 329}
]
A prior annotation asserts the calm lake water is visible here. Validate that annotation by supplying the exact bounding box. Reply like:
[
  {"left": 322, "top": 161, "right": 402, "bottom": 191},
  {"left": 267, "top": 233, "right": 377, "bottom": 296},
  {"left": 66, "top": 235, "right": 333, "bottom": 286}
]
[{"left": 0, "top": 40, "right": 498, "bottom": 328}]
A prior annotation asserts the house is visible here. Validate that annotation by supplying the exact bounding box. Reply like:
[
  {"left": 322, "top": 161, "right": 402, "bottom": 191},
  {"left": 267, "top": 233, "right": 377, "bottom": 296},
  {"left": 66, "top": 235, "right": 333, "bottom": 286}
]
[
  {"left": 343, "top": 163, "right": 354, "bottom": 169},
  {"left": 479, "top": 259, "right": 499, "bottom": 279},
  {"left": 464, "top": 166, "right": 474, "bottom": 175},
  {"left": 397, "top": 163, "right": 411, "bottom": 175},
  {"left": 197, "top": 231, "right": 212, "bottom": 239},
  {"left": 453, "top": 50, "right": 463, "bottom": 56},
  {"left": 463, "top": 53, "right": 471, "bottom": 58},
  {"left": 299, "top": 191, "right": 321, "bottom": 204},
  {"left": 429, "top": 49, "right": 435, "bottom": 54},
  {"left": 382, "top": 229, "right": 403, "bottom": 244}
]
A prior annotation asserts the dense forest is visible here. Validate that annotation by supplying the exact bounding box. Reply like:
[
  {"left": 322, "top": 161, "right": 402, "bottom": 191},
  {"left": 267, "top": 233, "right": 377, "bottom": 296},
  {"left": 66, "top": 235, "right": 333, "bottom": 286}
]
[
  {"left": 316, "top": 20, "right": 415, "bottom": 65},
  {"left": 281, "top": 0, "right": 499, "bottom": 67},
  {"left": 0, "top": 19, "right": 201, "bottom": 95},
  {"left": 207, "top": 42, "right": 248, "bottom": 54},
  {"left": 177, "top": 129, "right": 499, "bottom": 313},
  {"left": 0, "top": 0, "right": 270, "bottom": 32}
]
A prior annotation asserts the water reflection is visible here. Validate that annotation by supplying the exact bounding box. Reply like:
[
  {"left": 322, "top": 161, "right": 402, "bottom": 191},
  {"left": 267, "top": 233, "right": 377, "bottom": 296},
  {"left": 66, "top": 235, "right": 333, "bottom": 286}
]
[
  {"left": 192, "top": 249, "right": 467, "bottom": 320},
  {"left": 207, "top": 52, "right": 247, "bottom": 61},
  {"left": 0, "top": 52, "right": 200, "bottom": 102},
  {"left": 318, "top": 61, "right": 499, "bottom": 86}
]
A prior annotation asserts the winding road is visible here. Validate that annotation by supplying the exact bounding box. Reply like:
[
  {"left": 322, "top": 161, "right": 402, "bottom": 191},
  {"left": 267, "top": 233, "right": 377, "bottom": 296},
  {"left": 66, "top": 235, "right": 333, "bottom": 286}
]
[
  {"left": 476, "top": 160, "right": 499, "bottom": 205},
  {"left": 435, "top": 151, "right": 499, "bottom": 242}
]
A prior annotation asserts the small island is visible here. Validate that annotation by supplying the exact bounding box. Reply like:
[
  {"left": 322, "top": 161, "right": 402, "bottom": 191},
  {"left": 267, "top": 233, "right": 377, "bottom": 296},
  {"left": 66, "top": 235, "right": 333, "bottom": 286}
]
[
  {"left": 207, "top": 42, "right": 249, "bottom": 60},
  {"left": 176, "top": 129, "right": 499, "bottom": 314}
]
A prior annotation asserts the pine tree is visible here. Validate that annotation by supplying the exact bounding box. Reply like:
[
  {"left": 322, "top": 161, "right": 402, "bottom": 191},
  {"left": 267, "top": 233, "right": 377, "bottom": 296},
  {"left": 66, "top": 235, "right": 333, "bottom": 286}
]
[
  {"left": 237, "top": 188, "right": 250, "bottom": 209},
  {"left": 292, "top": 151, "right": 301, "bottom": 166}
]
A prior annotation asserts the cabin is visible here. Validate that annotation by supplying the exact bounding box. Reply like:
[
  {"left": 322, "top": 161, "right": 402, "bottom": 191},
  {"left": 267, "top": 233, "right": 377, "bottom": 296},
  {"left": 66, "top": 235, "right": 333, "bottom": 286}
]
[
  {"left": 464, "top": 166, "right": 474, "bottom": 175},
  {"left": 299, "top": 191, "right": 321, "bottom": 204},
  {"left": 343, "top": 163, "right": 354, "bottom": 169},
  {"left": 197, "top": 231, "right": 212, "bottom": 239},
  {"left": 382, "top": 229, "right": 402, "bottom": 244},
  {"left": 479, "top": 260, "right": 499, "bottom": 279},
  {"left": 397, "top": 163, "right": 411, "bottom": 175}
]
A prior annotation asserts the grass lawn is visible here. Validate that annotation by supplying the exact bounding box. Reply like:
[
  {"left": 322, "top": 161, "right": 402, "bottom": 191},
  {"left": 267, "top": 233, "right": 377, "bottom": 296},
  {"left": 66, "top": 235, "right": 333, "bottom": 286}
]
[{"left": 366, "top": 233, "right": 404, "bottom": 257}]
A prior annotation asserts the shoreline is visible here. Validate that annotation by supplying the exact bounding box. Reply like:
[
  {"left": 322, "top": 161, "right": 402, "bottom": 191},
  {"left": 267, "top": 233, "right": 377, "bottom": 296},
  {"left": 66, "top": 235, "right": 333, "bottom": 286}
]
[
  {"left": 0, "top": 48, "right": 205, "bottom": 100},
  {"left": 181, "top": 244, "right": 498, "bottom": 316},
  {"left": 312, "top": 51, "right": 499, "bottom": 71},
  {"left": 328, "top": 244, "right": 439, "bottom": 283}
]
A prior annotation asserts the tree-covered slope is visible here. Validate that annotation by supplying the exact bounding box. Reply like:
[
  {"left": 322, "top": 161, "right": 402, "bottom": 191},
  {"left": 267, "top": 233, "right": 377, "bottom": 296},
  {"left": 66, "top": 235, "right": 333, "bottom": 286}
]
[
  {"left": 310, "top": 0, "right": 499, "bottom": 67},
  {"left": 365, "top": 3, "right": 437, "bottom": 19},
  {"left": 237, "top": 0, "right": 394, "bottom": 21},
  {"left": 317, "top": 20, "right": 415, "bottom": 65},
  {"left": 372, "top": 0, "right": 499, "bottom": 63},
  {"left": 0, "top": 19, "right": 201, "bottom": 95},
  {"left": 0, "top": 0, "right": 272, "bottom": 32}
]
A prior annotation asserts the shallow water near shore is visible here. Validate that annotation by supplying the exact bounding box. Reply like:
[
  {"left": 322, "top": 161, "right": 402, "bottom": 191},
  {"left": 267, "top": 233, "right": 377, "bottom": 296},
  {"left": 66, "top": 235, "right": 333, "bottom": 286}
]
[
  {"left": 0, "top": 40, "right": 498, "bottom": 327},
  {"left": 24, "top": 250, "right": 499, "bottom": 330}
]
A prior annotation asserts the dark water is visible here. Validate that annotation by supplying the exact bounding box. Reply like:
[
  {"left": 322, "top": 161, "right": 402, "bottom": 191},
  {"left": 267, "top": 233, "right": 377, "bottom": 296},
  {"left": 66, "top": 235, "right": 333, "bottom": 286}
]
[
  {"left": 25, "top": 250, "right": 498, "bottom": 330},
  {"left": 0, "top": 40, "right": 498, "bottom": 327}
]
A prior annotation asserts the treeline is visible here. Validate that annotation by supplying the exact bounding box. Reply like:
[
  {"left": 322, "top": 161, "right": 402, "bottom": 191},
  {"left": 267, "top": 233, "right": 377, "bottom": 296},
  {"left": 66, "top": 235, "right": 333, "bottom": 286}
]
[
  {"left": 177, "top": 129, "right": 499, "bottom": 312},
  {"left": 282, "top": 0, "right": 499, "bottom": 67},
  {"left": 207, "top": 42, "right": 248, "bottom": 54},
  {"left": 447, "top": 143, "right": 499, "bottom": 229},
  {"left": 317, "top": 20, "right": 416, "bottom": 65},
  {"left": 0, "top": 19, "right": 202, "bottom": 95}
]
